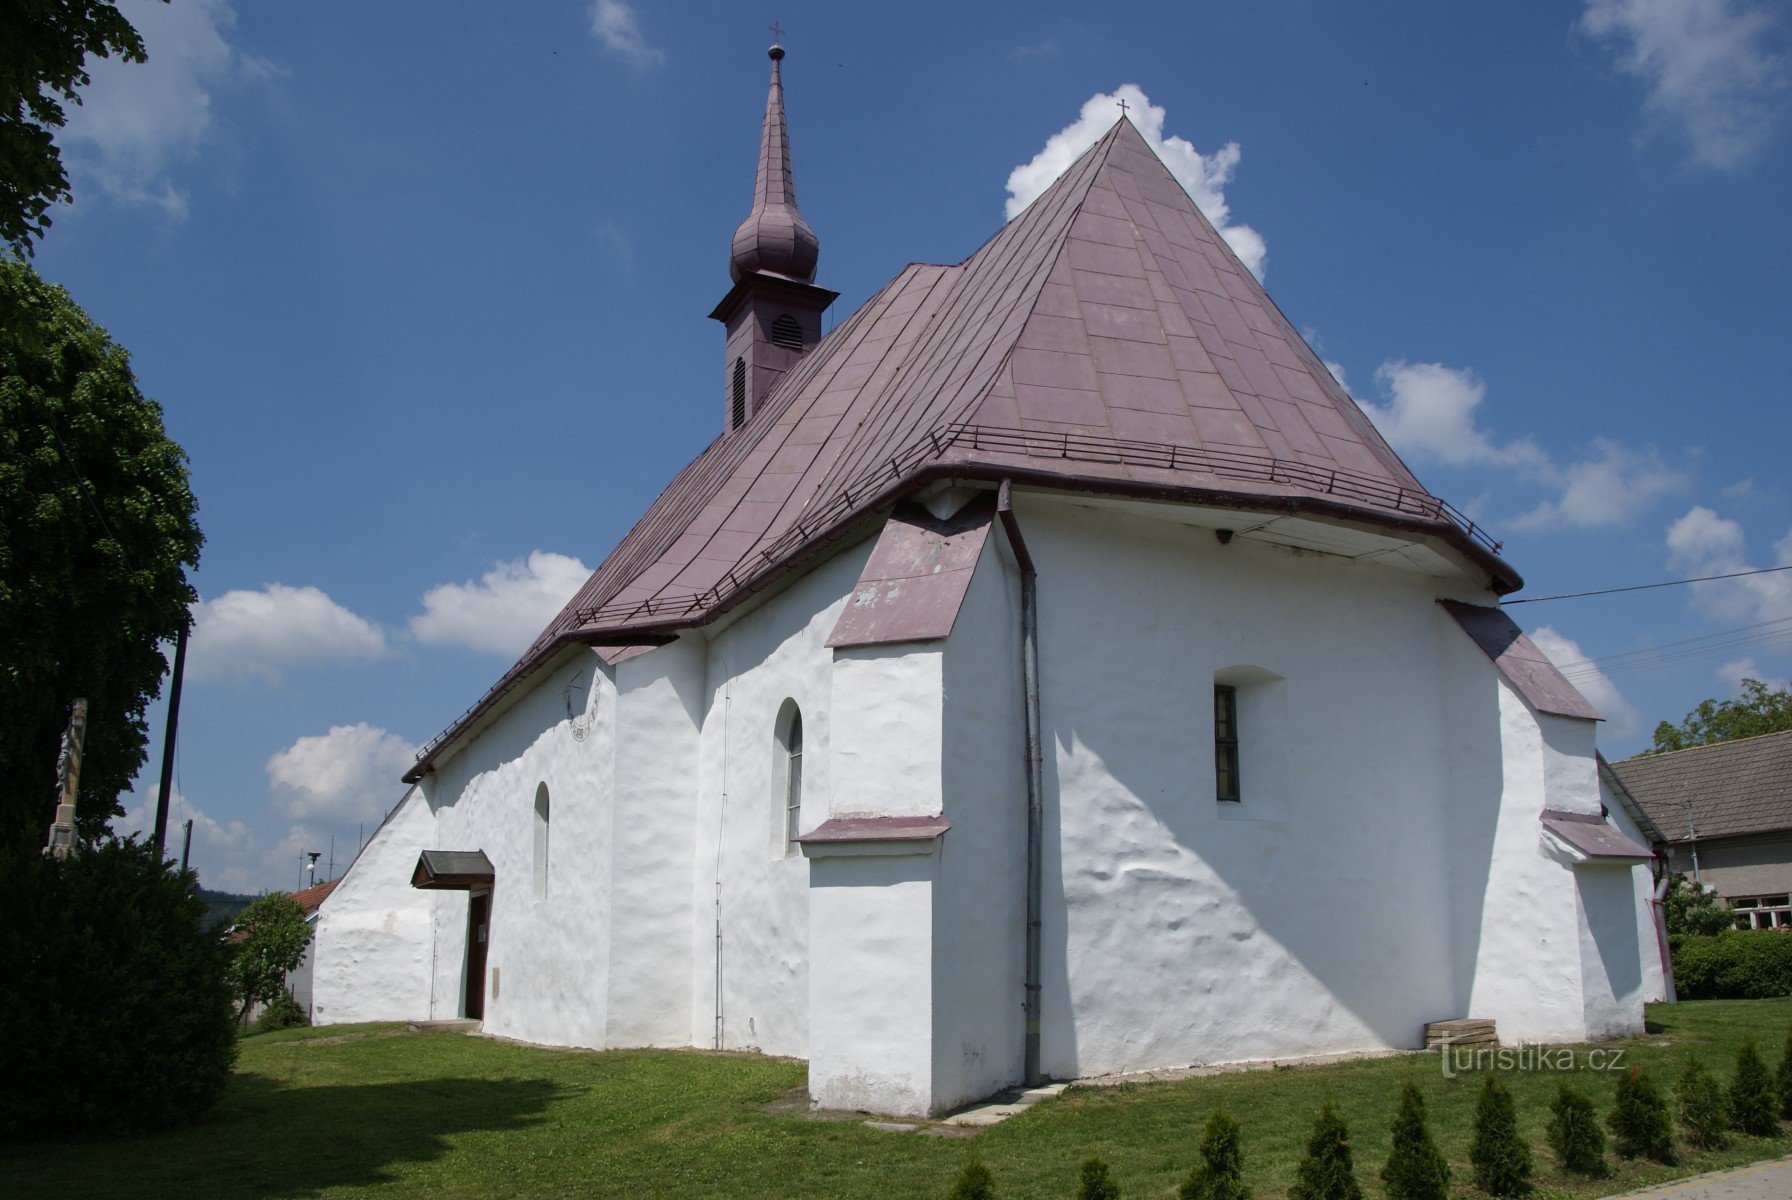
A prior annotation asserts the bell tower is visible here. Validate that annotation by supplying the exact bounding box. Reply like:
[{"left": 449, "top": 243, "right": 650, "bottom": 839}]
[{"left": 709, "top": 41, "right": 836, "bottom": 432}]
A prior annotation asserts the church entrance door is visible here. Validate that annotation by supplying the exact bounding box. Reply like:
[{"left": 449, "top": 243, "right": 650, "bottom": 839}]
[{"left": 465, "top": 891, "right": 490, "bottom": 1020}]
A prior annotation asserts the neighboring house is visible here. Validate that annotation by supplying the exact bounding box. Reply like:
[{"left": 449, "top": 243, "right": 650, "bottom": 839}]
[
  {"left": 286, "top": 879, "right": 338, "bottom": 1019},
  {"left": 1608, "top": 729, "right": 1792, "bottom": 929},
  {"left": 313, "top": 45, "right": 1663, "bottom": 1116}
]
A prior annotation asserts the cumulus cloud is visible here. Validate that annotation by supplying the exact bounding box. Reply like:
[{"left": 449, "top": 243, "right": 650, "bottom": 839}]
[
  {"left": 266, "top": 723, "right": 418, "bottom": 825},
  {"left": 1716, "top": 657, "right": 1790, "bottom": 691},
  {"left": 1005, "top": 84, "right": 1268, "bottom": 279},
  {"left": 187, "top": 584, "right": 388, "bottom": 684},
  {"left": 60, "top": 0, "right": 278, "bottom": 216},
  {"left": 410, "top": 551, "right": 591, "bottom": 656},
  {"left": 1357, "top": 360, "right": 1684, "bottom": 531},
  {"left": 1579, "top": 0, "right": 1787, "bottom": 169},
  {"left": 1532, "top": 625, "right": 1640, "bottom": 737},
  {"left": 1665, "top": 506, "right": 1792, "bottom": 622},
  {"left": 117, "top": 786, "right": 255, "bottom": 891},
  {"left": 589, "top": 0, "right": 664, "bottom": 68}
]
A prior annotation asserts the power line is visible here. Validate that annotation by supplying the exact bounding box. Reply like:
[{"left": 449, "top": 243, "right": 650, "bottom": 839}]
[{"left": 1503, "top": 562, "right": 1792, "bottom": 605}]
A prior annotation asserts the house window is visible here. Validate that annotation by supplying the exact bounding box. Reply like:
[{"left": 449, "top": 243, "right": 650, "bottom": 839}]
[
  {"left": 731, "top": 358, "right": 747, "bottom": 429},
  {"left": 777, "top": 702, "right": 804, "bottom": 854},
  {"left": 1732, "top": 894, "right": 1791, "bottom": 930},
  {"left": 533, "top": 783, "right": 550, "bottom": 902},
  {"left": 1214, "top": 684, "right": 1240, "bottom": 803}
]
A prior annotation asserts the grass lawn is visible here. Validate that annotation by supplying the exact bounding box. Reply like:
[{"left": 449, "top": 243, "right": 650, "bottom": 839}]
[{"left": 6, "top": 1001, "right": 1792, "bottom": 1198}]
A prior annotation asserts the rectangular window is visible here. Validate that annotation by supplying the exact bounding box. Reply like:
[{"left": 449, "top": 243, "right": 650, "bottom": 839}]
[
  {"left": 1731, "top": 894, "right": 1792, "bottom": 930},
  {"left": 1214, "top": 684, "right": 1240, "bottom": 803}
]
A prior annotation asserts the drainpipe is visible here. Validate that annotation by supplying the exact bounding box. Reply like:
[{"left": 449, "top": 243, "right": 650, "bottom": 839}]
[
  {"left": 996, "top": 479, "right": 1045, "bottom": 1088},
  {"left": 1650, "top": 855, "right": 1677, "bottom": 1003}
]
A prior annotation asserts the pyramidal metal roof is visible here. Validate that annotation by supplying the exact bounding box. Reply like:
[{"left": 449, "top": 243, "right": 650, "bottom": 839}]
[{"left": 407, "top": 118, "right": 1517, "bottom": 780}]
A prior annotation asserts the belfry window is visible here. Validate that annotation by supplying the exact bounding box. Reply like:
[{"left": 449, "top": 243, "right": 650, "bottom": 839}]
[
  {"left": 730, "top": 358, "right": 747, "bottom": 429},
  {"left": 770, "top": 314, "right": 804, "bottom": 350},
  {"left": 1214, "top": 685, "right": 1241, "bottom": 803}
]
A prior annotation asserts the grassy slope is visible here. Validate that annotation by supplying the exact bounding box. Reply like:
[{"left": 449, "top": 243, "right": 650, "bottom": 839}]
[{"left": 4, "top": 1001, "right": 1791, "bottom": 1198}]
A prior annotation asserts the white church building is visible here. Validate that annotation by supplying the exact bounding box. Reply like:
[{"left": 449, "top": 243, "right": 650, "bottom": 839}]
[{"left": 314, "top": 47, "right": 1667, "bottom": 1116}]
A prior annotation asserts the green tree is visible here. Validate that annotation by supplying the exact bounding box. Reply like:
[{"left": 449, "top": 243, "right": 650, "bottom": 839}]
[
  {"left": 1728, "top": 1039, "right": 1779, "bottom": 1136},
  {"left": 1610, "top": 1067, "right": 1676, "bottom": 1163},
  {"left": 1651, "top": 678, "right": 1792, "bottom": 754},
  {"left": 1776, "top": 1025, "right": 1792, "bottom": 1119},
  {"left": 1, "top": 257, "right": 200, "bottom": 851},
  {"left": 1076, "top": 1156, "right": 1121, "bottom": 1200},
  {"left": 226, "top": 893, "right": 312, "bottom": 1025},
  {"left": 1546, "top": 1081, "right": 1608, "bottom": 1177},
  {"left": 1181, "top": 1109, "right": 1250, "bottom": 1200},
  {"left": 1289, "top": 1102, "right": 1362, "bottom": 1200},
  {"left": 1, "top": 1, "right": 167, "bottom": 252},
  {"left": 1663, "top": 873, "right": 1735, "bottom": 939},
  {"left": 1381, "top": 1081, "right": 1450, "bottom": 1200},
  {"left": 947, "top": 1156, "right": 994, "bottom": 1200},
  {"left": 1469, "top": 1074, "right": 1533, "bottom": 1197},
  {"left": 1677, "top": 1058, "right": 1729, "bottom": 1150}
]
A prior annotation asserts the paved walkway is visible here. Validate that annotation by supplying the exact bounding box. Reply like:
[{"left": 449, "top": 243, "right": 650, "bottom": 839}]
[{"left": 1601, "top": 1156, "right": 1792, "bottom": 1199}]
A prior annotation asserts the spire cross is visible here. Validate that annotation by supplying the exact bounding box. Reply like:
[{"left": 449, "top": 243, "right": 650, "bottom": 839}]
[
  {"left": 769, "top": 20, "right": 784, "bottom": 42},
  {"left": 1117, "top": 97, "right": 1130, "bottom": 118}
]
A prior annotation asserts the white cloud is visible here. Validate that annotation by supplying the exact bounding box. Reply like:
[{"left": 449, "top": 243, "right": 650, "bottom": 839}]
[
  {"left": 410, "top": 551, "right": 591, "bottom": 656},
  {"left": 59, "top": 0, "right": 277, "bottom": 216},
  {"left": 1665, "top": 506, "right": 1792, "bottom": 622},
  {"left": 1532, "top": 625, "right": 1640, "bottom": 737},
  {"left": 117, "top": 786, "right": 255, "bottom": 892},
  {"left": 1716, "top": 657, "right": 1790, "bottom": 691},
  {"left": 266, "top": 723, "right": 418, "bottom": 825},
  {"left": 1358, "top": 360, "right": 1683, "bottom": 531},
  {"left": 188, "top": 584, "right": 388, "bottom": 683},
  {"left": 1579, "top": 0, "right": 1787, "bottom": 169},
  {"left": 589, "top": 0, "right": 664, "bottom": 68},
  {"left": 1004, "top": 84, "right": 1268, "bottom": 279}
]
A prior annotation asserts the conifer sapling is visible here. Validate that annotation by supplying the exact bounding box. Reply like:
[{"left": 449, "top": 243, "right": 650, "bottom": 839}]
[
  {"left": 948, "top": 1156, "right": 995, "bottom": 1200},
  {"left": 1729, "top": 1037, "right": 1780, "bottom": 1136},
  {"left": 1469, "top": 1074, "right": 1533, "bottom": 1198},
  {"left": 1078, "top": 1156, "right": 1121, "bottom": 1200},
  {"left": 1546, "top": 1081, "right": 1608, "bottom": 1178},
  {"left": 1777, "top": 1024, "right": 1792, "bottom": 1120},
  {"left": 1676, "top": 1058, "right": 1728, "bottom": 1151},
  {"left": 1380, "top": 1080, "right": 1450, "bottom": 1200},
  {"left": 1180, "top": 1109, "right": 1250, "bottom": 1200},
  {"left": 1289, "top": 1101, "right": 1363, "bottom": 1200},
  {"left": 1610, "top": 1067, "right": 1676, "bottom": 1164}
]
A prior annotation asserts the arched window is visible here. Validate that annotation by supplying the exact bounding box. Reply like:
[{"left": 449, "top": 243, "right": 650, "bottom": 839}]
[
  {"left": 533, "top": 783, "right": 550, "bottom": 901},
  {"left": 730, "top": 357, "right": 747, "bottom": 429},
  {"left": 776, "top": 701, "right": 804, "bottom": 854},
  {"left": 769, "top": 313, "right": 804, "bottom": 350}
]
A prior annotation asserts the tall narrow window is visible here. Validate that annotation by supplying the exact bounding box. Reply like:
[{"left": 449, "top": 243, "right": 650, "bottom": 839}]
[
  {"left": 1214, "top": 685, "right": 1241, "bottom": 803},
  {"left": 777, "top": 702, "right": 804, "bottom": 854},
  {"left": 730, "top": 357, "right": 747, "bottom": 429},
  {"left": 533, "top": 783, "right": 550, "bottom": 901}
]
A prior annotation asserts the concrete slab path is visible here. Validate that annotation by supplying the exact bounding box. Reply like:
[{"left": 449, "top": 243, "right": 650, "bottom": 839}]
[{"left": 1600, "top": 1156, "right": 1792, "bottom": 1199}]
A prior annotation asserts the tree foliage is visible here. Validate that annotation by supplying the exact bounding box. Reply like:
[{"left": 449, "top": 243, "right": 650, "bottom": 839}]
[
  {"left": 1651, "top": 678, "right": 1792, "bottom": 754},
  {"left": 1381, "top": 1081, "right": 1450, "bottom": 1200},
  {"left": 1610, "top": 1067, "right": 1676, "bottom": 1163},
  {"left": 1546, "top": 1081, "right": 1608, "bottom": 1177},
  {"left": 1289, "top": 1102, "right": 1362, "bottom": 1200},
  {"left": 1728, "top": 1039, "right": 1779, "bottom": 1136},
  {"left": 1469, "top": 1074, "right": 1533, "bottom": 1197},
  {"left": 1664, "top": 873, "right": 1735, "bottom": 939},
  {"left": 1076, "top": 1156, "right": 1121, "bottom": 1200},
  {"left": 1676, "top": 1058, "right": 1729, "bottom": 1150},
  {"left": 0, "top": 836, "right": 236, "bottom": 1139},
  {"left": 1, "top": 1, "right": 166, "bottom": 252},
  {"left": 1, "top": 257, "right": 200, "bottom": 851},
  {"left": 227, "top": 893, "right": 312, "bottom": 1024},
  {"left": 1180, "top": 1109, "right": 1250, "bottom": 1200},
  {"left": 1777, "top": 1025, "right": 1792, "bottom": 1120},
  {"left": 946, "top": 1156, "right": 995, "bottom": 1200}
]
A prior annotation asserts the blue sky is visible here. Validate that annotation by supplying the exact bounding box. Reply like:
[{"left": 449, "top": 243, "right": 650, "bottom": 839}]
[{"left": 33, "top": 0, "right": 1791, "bottom": 892}]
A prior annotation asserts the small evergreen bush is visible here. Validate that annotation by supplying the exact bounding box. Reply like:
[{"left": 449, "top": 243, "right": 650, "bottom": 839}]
[
  {"left": 1677, "top": 1058, "right": 1729, "bottom": 1150},
  {"left": 1610, "top": 1067, "right": 1676, "bottom": 1163},
  {"left": 253, "top": 990, "right": 308, "bottom": 1032},
  {"left": 1671, "top": 931, "right": 1792, "bottom": 999},
  {"left": 0, "top": 839, "right": 237, "bottom": 1140},
  {"left": 1777, "top": 1024, "right": 1792, "bottom": 1120},
  {"left": 1289, "top": 1101, "right": 1362, "bottom": 1200},
  {"left": 1469, "top": 1074, "right": 1533, "bottom": 1198},
  {"left": 1180, "top": 1109, "right": 1250, "bottom": 1200},
  {"left": 947, "top": 1156, "right": 994, "bottom": 1200},
  {"left": 1077, "top": 1156, "right": 1120, "bottom": 1200},
  {"left": 1546, "top": 1082, "right": 1608, "bottom": 1177},
  {"left": 1729, "top": 1038, "right": 1780, "bottom": 1136},
  {"left": 1380, "top": 1081, "right": 1450, "bottom": 1200}
]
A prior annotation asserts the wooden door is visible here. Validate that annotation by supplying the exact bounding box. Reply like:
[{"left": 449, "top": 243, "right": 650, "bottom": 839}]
[{"left": 465, "top": 891, "right": 490, "bottom": 1020}]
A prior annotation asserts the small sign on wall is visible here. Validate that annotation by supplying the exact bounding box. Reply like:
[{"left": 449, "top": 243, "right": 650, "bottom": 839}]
[{"left": 491, "top": 966, "right": 500, "bottom": 1001}]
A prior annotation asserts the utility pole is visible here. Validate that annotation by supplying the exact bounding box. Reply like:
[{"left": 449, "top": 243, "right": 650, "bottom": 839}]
[
  {"left": 180, "top": 818, "right": 194, "bottom": 871},
  {"left": 151, "top": 617, "right": 191, "bottom": 860},
  {"left": 44, "top": 699, "right": 89, "bottom": 859}
]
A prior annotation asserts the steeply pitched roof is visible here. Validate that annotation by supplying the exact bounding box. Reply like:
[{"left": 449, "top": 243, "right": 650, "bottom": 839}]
[
  {"left": 408, "top": 118, "right": 1516, "bottom": 781},
  {"left": 1609, "top": 730, "right": 1792, "bottom": 842},
  {"left": 289, "top": 879, "right": 338, "bottom": 918}
]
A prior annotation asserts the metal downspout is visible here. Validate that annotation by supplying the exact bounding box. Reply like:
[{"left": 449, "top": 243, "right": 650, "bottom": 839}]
[
  {"left": 1651, "top": 857, "right": 1677, "bottom": 1003},
  {"left": 996, "top": 479, "right": 1045, "bottom": 1088}
]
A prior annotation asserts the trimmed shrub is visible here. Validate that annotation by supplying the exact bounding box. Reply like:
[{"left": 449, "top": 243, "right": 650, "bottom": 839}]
[
  {"left": 1470, "top": 1074, "right": 1533, "bottom": 1198},
  {"left": 1676, "top": 1059, "right": 1729, "bottom": 1151},
  {"left": 1610, "top": 1067, "right": 1676, "bottom": 1163},
  {"left": 947, "top": 1157, "right": 994, "bottom": 1200},
  {"left": 1777, "top": 1025, "right": 1792, "bottom": 1120},
  {"left": 1672, "top": 931, "right": 1792, "bottom": 1000},
  {"left": 1077, "top": 1156, "right": 1120, "bottom": 1200},
  {"left": 1380, "top": 1081, "right": 1450, "bottom": 1200},
  {"left": 1289, "top": 1102, "right": 1362, "bottom": 1200},
  {"left": 1729, "top": 1038, "right": 1780, "bottom": 1136},
  {"left": 1546, "top": 1082, "right": 1608, "bottom": 1178},
  {"left": 0, "top": 839, "right": 237, "bottom": 1140},
  {"left": 253, "top": 989, "right": 307, "bottom": 1033},
  {"left": 1181, "top": 1109, "right": 1250, "bottom": 1200}
]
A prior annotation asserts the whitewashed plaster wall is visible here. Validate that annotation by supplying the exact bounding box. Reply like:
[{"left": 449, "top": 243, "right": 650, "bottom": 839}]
[
  {"left": 687, "top": 537, "right": 875, "bottom": 1059},
  {"left": 1020, "top": 493, "right": 1528, "bottom": 1079},
  {"left": 426, "top": 649, "right": 616, "bottom": 1046},
  {"left": 313, "top": 789, "right": 435, "bottom": 1025},
  {"left": 1601, "top": 780, "right": 1671, "bottom": 1004}
]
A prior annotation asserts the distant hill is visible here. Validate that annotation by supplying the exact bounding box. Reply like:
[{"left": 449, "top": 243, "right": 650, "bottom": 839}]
[{"left": 197, "top": 888, "right": 257, "bottom": 929}]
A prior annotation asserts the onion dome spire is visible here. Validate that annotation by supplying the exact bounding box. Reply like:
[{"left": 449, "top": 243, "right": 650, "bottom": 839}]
[{"left": 729, "top": 42, "right": 819, "bottom": 283}]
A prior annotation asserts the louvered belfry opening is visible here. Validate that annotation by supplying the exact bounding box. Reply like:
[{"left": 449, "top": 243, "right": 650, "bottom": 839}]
[
  {"left": 731, "top": 358, "right": 747, "bottom": 430},
  {"left": 770, "top": 314, "right": 804, "bottom": 350}
]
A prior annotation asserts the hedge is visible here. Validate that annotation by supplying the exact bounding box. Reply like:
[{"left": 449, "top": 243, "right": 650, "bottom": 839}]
[{"left": 1673, "top": 931, "right": 1792, "bottom": 1000}]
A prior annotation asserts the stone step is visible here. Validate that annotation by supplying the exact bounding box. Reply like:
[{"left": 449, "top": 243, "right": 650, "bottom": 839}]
[{"left": 407, "top": 1018, "right": 481, "bottom": 1034}]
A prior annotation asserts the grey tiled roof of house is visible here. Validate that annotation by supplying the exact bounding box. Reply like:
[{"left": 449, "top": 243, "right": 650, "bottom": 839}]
[{"left": 1608, "top": 730, "right": 1792, "bottom": 843}]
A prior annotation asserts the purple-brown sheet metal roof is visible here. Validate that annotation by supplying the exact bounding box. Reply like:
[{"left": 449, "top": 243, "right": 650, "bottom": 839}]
[
  {"left": 1540, "top": 809, "right": 1654, "bottom": 861},
  {"left": 795, "top": 815, "right": 951, "bottom": 843},
  {"left": 730, "top": 46, "right": 818, "bottom": 284},
  {"left": 406, "top": 119, "right": 1520, "bottom": 782},
  {"left": 826, "top": 496, "right": 995, "bottom": 649},
  {"left": 1440, "top": 600, "right": 1602, "bottom": 722}
]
